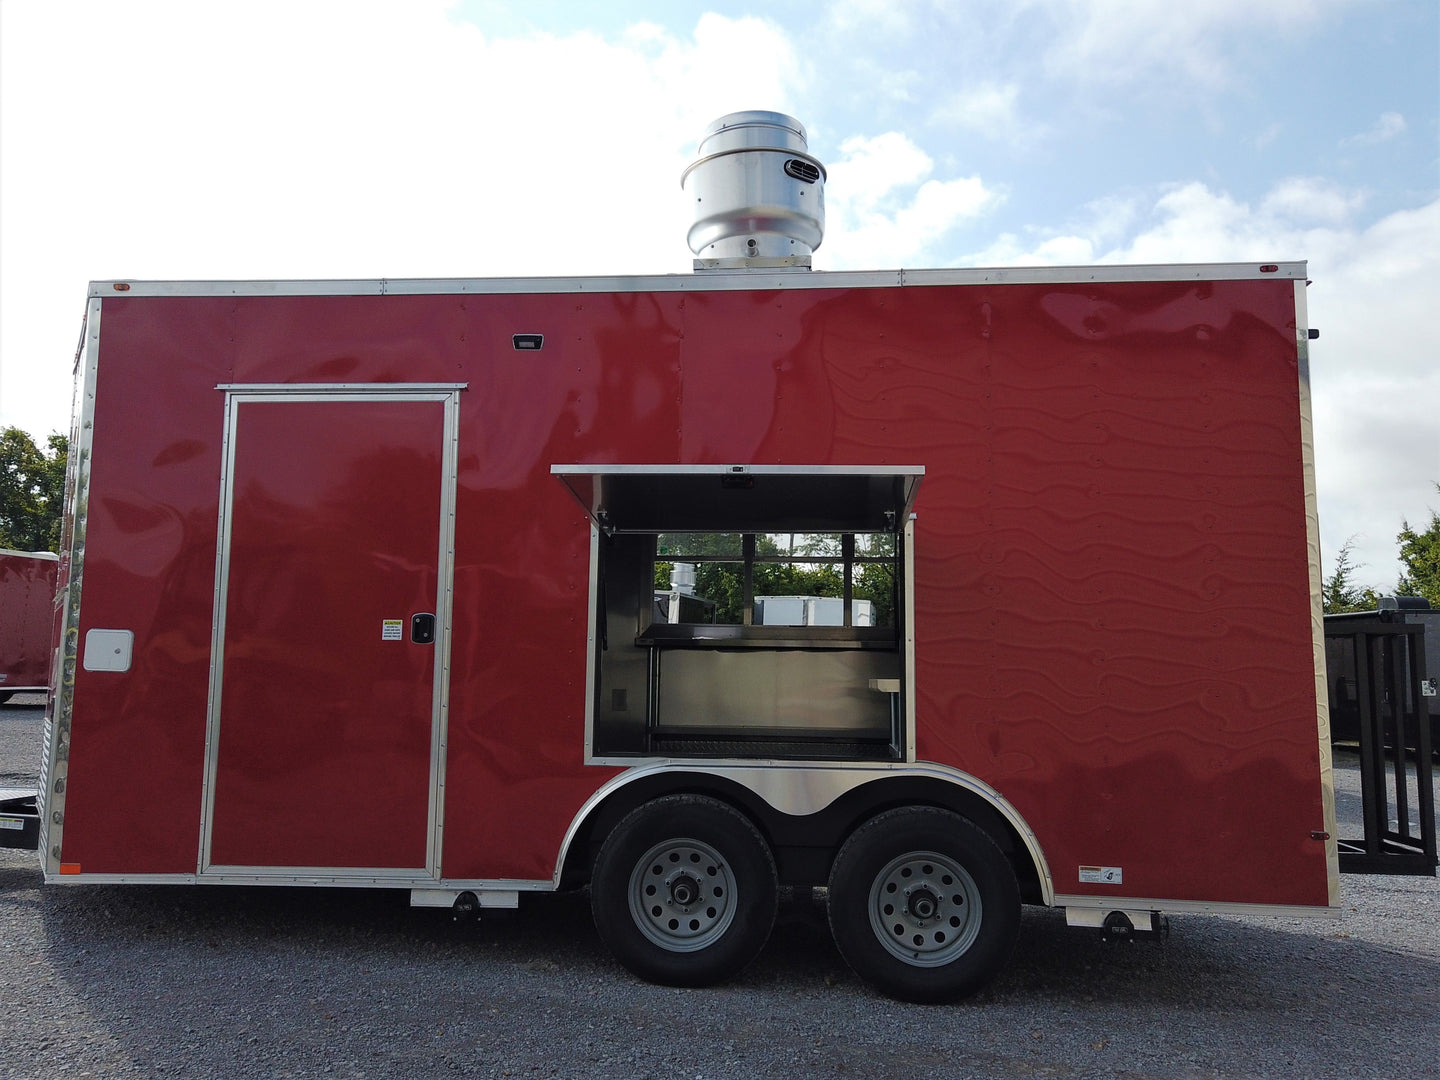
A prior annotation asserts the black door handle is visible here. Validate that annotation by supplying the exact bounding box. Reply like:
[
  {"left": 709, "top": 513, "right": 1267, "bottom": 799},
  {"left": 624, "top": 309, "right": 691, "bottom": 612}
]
[{"left": 411, "top": 613, "right": 436, "bottom": 644}]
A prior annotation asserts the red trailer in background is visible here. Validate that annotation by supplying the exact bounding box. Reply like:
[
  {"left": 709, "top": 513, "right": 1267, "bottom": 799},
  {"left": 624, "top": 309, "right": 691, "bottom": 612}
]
[
  {"left": 26, "top": 114, "right": 1339, "bottom": 1002},
  {"left": 0, "top": 549, "right": 58, "bottom": 703}
]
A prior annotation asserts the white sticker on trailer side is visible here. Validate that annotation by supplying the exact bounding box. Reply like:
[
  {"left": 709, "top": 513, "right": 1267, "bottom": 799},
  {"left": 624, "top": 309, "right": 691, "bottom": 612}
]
[
  {"left": 0, "top": 817, "right": 26, "bottom": 831},
  {"left": 1079, "top": 865, "right": 1123, "bottom": 885},
  {"left": 381, "top": 620, "right": 404, "bottom": 641}
]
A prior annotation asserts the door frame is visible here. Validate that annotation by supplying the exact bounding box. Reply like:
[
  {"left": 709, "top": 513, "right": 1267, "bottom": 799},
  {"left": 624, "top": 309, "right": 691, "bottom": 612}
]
[{"left": 197, "top": 383, "right": 464, "bottom": 882}]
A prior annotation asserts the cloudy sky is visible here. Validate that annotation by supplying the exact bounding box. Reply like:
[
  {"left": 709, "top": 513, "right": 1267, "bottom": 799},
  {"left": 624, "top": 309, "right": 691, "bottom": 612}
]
[{"left": 1, "top": 0, "right": 1435, "bottom": 588}]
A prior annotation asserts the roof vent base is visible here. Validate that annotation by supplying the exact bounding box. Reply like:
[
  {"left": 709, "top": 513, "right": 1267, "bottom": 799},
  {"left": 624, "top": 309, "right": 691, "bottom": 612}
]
[{"left": 692, "top": 255, "right": 813, "bottom": 273}]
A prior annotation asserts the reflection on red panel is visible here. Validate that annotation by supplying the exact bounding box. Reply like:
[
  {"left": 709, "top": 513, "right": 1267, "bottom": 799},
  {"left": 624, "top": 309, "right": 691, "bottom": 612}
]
[
  {"left": 0, "top": 552, "right": 58, "bottom": 690},
  {"left": 59, "top": 278, "right": 1327, "bottom": 907}
]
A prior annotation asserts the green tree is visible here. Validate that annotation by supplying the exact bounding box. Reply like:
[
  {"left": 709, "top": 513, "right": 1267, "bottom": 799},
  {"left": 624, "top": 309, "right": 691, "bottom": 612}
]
[
  {"left": 0, "top": 427, "right": 68, "bottom": 552},
  {"left": 654, "top": 531, "right": 895, "bottom": 625},
  {"left": 1322, "top": 537, "right": 1379, "bottom": 615},
  {"left": 854, "top": 561, "right": 896, "bottom": 627},
  {"left": 1394, "top": 485, "right": 1440, "bottom": 606}
]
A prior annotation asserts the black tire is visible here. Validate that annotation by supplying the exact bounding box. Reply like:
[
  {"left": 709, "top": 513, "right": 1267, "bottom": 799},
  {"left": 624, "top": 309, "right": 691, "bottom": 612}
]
[
  {"left": 827, "top": 806, "right": 1020, "bottom": 1003},
  {"left": 591, "top": 794, "right": 778, "bottom": 987}
]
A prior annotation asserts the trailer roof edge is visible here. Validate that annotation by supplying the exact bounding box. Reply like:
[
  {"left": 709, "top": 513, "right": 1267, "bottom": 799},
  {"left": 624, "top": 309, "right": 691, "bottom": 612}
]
[{"left": 88, "top": 261, "right": 1308, "bottom": 299}]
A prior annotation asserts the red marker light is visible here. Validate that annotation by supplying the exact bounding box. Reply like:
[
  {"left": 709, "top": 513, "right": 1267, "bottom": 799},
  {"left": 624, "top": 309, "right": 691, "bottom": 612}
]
[{"left": 1259, "top": 264, "right": 1279, "bottom": 273}]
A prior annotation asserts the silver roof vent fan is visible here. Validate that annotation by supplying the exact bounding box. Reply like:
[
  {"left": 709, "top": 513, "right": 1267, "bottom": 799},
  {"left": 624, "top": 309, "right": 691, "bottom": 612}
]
[{"left": 682, "top": 110, "right": 826, "bottom": 271}]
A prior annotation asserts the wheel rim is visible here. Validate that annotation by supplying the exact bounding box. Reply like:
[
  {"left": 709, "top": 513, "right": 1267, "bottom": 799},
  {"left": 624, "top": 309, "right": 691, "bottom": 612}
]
[
  {"left": 867, "top": 849, "right": 983, "bottom": 967},
  {"left": 627, "top": 837, "right": 738, "bottom": 953}
]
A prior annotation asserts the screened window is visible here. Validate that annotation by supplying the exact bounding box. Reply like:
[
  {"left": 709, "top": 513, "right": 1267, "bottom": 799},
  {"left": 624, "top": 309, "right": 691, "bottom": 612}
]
[{"left": 653, "top": 531, "right": 897, "bottom": 628}]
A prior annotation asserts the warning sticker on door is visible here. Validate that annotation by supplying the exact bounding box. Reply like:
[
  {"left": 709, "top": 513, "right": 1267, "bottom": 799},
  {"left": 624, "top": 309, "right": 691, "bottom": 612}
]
[
  {"left": 381, "top": 620, "right": 404, "bottom": 641},
  {"left": 1079, "top": 865, "right": 1123, "bottom": 885}
]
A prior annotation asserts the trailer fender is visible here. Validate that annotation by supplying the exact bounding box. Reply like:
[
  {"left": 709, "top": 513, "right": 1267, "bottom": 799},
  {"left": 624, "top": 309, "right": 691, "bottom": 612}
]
[{"left": 556, "top": 762, "right": 1052, "bottom": 905}]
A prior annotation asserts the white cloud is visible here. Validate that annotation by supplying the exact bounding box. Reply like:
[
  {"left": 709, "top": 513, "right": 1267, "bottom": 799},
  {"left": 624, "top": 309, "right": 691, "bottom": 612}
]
[
  {"left": 1304, "top": 200, "right": 1440, "bottom": 587},
  {"left": 902, "top": 177, "right": 1002, "bottom": 234},
  {"left": 823, "top": 0, "right": 914, "bottom": 37},
  {"left": 823, "top": 133, "right": 1001, "bottom": 268},
  {"left": 1253, "top": 123, "right": 1283, "bottom": 150},
  {"left": 969, "top": 192, "right": 1143, "bottom": 266},
  {"left": 844, "top": 60, "right": 922, "bottom": 106},
  {"left": 964, "top": 230, "right": 1097, "bottom": 267},
  {"left": 929, "top": 82, "right": 1037, "bottom": 143},
  {"left": 1107, "top": 183, "right": 1266, "bottom": 262},
  {"left": 1262, "top": 178, "right": 1367, "bottom": 225},
  {"left": 828, "top": 133, "right": 937, "bottom": 215},
  {"left": 1037, "top": 0, "right": 1342, "bottom": 89},
  {"left": 1341, "top": 111, "right": 1407, "bottom": 146},
  {"left": 1080, "top": 194, "right": 1144, "bottom": 247}
]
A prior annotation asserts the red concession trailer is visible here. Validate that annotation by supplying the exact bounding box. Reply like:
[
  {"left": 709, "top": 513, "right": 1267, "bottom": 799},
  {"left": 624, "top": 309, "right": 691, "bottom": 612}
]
[
  {"left": 0, "top": 548, "right": 58, "bottom": 702},
  {"left": 35, "top": 113, "right": 1338, "bottom": 1001}
]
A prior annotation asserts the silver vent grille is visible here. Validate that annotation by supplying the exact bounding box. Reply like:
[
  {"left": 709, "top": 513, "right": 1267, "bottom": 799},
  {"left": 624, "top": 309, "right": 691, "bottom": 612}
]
[{"left": 783, "top": 158, "right": 821, "bottom": 184}]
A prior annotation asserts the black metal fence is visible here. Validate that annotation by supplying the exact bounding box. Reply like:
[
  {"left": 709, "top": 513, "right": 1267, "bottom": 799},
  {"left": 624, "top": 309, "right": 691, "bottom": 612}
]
[{"left": 1324, "top": 601, "right": 1436, "bottom": 875}]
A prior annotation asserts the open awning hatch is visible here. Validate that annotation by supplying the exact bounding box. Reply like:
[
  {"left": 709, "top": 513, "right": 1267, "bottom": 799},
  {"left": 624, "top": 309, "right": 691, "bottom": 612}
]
[{"left": 551, "top": 464, "right": 923, "bottom": 534}]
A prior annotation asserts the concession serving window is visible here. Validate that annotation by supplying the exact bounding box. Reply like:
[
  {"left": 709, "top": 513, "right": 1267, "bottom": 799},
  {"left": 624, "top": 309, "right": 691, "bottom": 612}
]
[{"left": 553, "top": 465, "right": 922, "bottom": 762}]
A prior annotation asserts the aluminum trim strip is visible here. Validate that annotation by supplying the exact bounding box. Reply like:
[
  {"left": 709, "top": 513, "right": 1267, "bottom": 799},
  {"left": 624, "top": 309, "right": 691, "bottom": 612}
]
[
  {"left": 203, "top": 864, "right": 431, "bottom": 881},
  {"left": 45, "top": 871, "right": 555, "bottom": 890},
  {"left": 1052, "top": 893, "right": 1339, "bottom": 918},
  {"left": 582, "top": 524, "right": 601, "bottom": 760},
  {"left": 197, "top": 393, "right": 243, "bottom": 872},
  {"left": 1294, "top": 279, "right": 1341, "bottom": 907},
  {"left": 896, "top": 263, "right": 1307, "bottom": 285},
  {"left": 89, "top": 262, "right": 1308, "bottom": 299},
  {"left": 425, "top": 389, "right": 463, "bottom": 879},
  {"left": 198, "top": 388, "right": 460, "bottom": 879},
  {"left": 551, "top": 463, "right": 925, "bottom": 476},
  {"left": 40, "top": 294, "right": 103, "bottom": 876},
  {"left": 215, "top": 383, "right": 468, "bottom": 393},
  {"left": 47, "top": 873, "right": 201, "bottom": 885},
  {"left": 903, "top": 515, "right": 917, "bottom": 763},
  {"left": 555, "top": 761, "right": 1054, "bottom": 904},
  {"left": 219, "top": 392, "right": 460, "bottom": 406}
]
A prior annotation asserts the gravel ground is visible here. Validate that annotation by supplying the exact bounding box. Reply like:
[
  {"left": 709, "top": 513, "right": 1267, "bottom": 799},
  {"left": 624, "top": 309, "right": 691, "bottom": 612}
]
[{"left": 1, "top": 696, "right": 1436, "bottom": 1080}]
